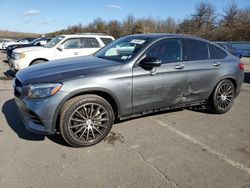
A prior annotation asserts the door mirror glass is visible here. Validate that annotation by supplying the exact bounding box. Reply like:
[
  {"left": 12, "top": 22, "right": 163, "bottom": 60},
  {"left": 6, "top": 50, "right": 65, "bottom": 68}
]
[{"left": 139, "top": 56, "right": 162, "bottom": 69}]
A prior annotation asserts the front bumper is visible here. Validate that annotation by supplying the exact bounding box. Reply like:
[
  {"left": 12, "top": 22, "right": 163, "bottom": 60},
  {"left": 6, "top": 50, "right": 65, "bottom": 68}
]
[
  {"left": 9, "top": 58, "right": 28, "bottom": 71},
  {"left": 9, "top": 59, "right": 16, "bottom": 72},
  {"left": 9, "top": 59, "right": 20, "bottom": 71},
  {"left": 15, "top": 89, "right": 68, "bottom": 135}
]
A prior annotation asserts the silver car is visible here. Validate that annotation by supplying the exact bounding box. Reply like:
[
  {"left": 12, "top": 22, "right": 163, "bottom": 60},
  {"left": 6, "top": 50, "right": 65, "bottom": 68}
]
[{"left": 14, "top": 34, "right": 244, "bottom": 147}]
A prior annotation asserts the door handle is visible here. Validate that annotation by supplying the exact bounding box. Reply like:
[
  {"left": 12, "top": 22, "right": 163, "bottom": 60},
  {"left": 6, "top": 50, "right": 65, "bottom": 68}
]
[
  {"left": 73, "top": 52, "right": 79, "bottom": 55},
  {"left": 174, "top": 64, "right": 184, "bottom": 69},
  {"left": 213, "top": 62, "right": 221, "bottom": 67}
]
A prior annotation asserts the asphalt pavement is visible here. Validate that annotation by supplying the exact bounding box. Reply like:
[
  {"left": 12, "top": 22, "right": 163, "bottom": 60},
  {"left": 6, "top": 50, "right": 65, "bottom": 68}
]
[{"left": 0, "top": 51, "right": 250, "bottom": 188}]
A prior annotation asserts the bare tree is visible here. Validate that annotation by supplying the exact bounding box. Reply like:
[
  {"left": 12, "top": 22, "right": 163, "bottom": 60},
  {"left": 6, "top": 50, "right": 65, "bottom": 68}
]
[
  {"left": 218, "top": 1, "right": 239, "bottom": 40},
  {"left": 107, "top": 20, "right": 122, "bottom": 39},
  {"left": 46, "top": 1, "right": 250, "bottom": 41}
]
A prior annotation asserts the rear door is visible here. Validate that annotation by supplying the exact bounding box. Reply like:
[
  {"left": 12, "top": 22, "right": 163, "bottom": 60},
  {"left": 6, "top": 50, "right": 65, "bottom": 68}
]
[
  {"left": 132, "top": 38, "right": 187, "bottom": 113},
  {"left": 81, "top": 37, "right": 101, "bottom": 56},
  {"left": 182, "top": 39, "right": 226, "bottom": 102}
]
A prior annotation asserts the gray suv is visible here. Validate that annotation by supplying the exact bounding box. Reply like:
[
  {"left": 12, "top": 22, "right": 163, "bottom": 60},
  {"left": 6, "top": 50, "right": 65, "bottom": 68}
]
[{"left": 14, "top": 34, "right": 244, "bottom": 147}]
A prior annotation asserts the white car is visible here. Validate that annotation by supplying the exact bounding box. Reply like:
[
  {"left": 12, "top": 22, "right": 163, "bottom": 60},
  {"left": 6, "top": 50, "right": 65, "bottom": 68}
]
[
  {"left": 9, "top": 34, "right": 114, "bottom": 71},
  {"left": 0, "top": 39, "right": 16, "bottom": 50}
]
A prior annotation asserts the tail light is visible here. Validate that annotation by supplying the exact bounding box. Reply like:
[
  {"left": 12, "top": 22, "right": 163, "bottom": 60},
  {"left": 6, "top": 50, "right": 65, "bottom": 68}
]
[{"left": 238, "top": 62, "right": 244, "bottom": 70}]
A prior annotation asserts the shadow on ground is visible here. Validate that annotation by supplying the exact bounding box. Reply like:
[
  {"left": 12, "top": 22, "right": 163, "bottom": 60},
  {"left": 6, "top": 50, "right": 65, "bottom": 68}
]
[
  {"left": 2, "top": 99, "right": 44, "bottom": 141},
  {"left": 245, "top": 72, "right": 250, "bottom": 84},
  {"left": 2, "top": 99, "right": 69, "bottom": 146}
]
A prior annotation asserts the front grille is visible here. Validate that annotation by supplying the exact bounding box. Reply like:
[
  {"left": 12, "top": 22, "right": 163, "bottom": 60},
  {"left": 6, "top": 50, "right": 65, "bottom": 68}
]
[
  {"left": 7, "top": 50, "right": 12, "bottom": 58},
  {"left": 15, "top": 78, "right": 22, "bottom": 87}
]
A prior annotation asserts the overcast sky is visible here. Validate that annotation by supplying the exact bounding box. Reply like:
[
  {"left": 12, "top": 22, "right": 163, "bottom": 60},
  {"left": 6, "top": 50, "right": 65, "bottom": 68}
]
[{"left": 0, "top": 0, "right": 249, "bottom": 34}]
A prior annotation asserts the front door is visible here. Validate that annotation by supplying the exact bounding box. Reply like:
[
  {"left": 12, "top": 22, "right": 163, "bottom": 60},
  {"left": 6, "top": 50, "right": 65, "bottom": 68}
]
[
  {"left": 132, "top": 38, "right": 187, "bottom": 113},
  {"left": 54, "top": 38, "right": 83, "bottom": 60}
]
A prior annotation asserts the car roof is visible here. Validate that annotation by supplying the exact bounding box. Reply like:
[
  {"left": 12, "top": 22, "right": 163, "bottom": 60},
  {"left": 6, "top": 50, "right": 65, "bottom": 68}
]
[
  {"left": 127, "top": 33, "right": 210, "bottom": 42},
  {"left": 60, "top": 33, "right": 114, "bottom": 38}
]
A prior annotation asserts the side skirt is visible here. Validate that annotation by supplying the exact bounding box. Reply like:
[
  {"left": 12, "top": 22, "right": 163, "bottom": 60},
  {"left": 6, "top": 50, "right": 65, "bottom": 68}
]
[{"left": 119, "top": 100, "right": 206, "bottom": 120}]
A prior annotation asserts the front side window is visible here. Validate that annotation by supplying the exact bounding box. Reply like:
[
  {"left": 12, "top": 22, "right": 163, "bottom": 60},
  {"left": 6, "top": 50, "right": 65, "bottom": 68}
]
[
  {"left": 183, "top": 39, "right": 209, "bottom": 61},
  {"left": 145, "top": 39, "right": 181, "bottom": 63},
  {"left": 63, "top": 38, "right": 82, "bottom": 49},
  {"left": 95, "top": 36, "right": 152, "bottom": 62}
]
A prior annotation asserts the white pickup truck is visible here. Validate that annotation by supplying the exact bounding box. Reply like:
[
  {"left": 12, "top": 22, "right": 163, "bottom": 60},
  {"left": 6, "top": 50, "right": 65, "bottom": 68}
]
[{"left": 10, "top": 34, "right": 114, "bottom": 71}]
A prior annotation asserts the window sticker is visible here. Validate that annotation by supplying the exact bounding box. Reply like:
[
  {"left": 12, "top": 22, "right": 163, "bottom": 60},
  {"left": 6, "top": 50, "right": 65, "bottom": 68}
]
[{"left": 130, "top": 39, "right": 145, "bottom": 45}]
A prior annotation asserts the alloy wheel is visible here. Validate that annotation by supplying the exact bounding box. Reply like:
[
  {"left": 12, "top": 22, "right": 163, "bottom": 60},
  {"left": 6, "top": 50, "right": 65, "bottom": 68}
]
[{"left": 68, "top": 103, "right": 109, "bottom": 143}]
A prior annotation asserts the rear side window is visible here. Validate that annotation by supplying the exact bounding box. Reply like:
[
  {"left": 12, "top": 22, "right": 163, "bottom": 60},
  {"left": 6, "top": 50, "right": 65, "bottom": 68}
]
[
  {"left": 146, "top": 39, "right": 181, "bottom": 63},
  {"left": 183, "top": 39, "right": 209, "bottom": 61},
  {"left": 100, "top": 38, "right": 113, "bottom": 46},
  {"left": 215, "top": 46, "right": 227, "bottom": 59},
  {"left": 82, "top": 38, "right": 100, "bottom": 48},
  {"left": 209, "top": 44, "right": 227, "bottom": 59}
]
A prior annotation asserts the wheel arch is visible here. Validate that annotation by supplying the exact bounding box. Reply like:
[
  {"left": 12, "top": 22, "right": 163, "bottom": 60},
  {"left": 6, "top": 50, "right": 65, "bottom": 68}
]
[
  {"left": 52, "top": 89, "right": 120, "bottom": 133},
  {"left": 208, "top": 76, "right": 237, "bottom": 97},
  {"left": 30, "top": 58, "right": 49, "bottom": 66}
]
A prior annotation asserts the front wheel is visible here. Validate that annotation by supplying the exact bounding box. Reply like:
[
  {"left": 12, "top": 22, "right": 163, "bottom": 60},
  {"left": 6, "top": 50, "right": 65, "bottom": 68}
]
[
  {"left": 59, "top": 95, "right": 114, "bottom": 147},
  {"left": 206, "top": 79, "right": 235, "bottom": 114}
]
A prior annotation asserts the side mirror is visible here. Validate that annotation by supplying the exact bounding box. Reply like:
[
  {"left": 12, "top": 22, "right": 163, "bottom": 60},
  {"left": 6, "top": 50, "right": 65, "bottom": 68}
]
[
  {"left": 57, "top": 44, "right": 64, "bottom": 51},
  {"left": 139, "top": 56, "right": 162, "bottom": 69},
  {"left": 36, "top": 42, "right": 41, "bottom": 46}
]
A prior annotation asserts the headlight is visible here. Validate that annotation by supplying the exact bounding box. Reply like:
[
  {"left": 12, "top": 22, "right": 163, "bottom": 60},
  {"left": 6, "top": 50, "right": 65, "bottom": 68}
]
[
  {"left": 28, "top": 83, "right": 62, "bottom": 99},
  {"left": 14, "top": 53, "right": 25, "bottom": 60}
]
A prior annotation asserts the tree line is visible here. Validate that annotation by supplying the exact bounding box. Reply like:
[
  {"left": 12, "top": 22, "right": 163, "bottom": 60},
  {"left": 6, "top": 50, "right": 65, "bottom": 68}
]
[
  {"left": 0, "top": 30, "right": 40, "bottom": 39},
  {"left": 47, "top": 1, "right": 250, "bottom": 41}
]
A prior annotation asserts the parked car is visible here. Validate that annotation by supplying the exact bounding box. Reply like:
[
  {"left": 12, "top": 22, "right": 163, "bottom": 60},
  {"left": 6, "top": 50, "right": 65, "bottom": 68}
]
[
  {"left": 0, "top": 38, "right": 16, "bottom": 50},
  {"left": 2, "top": 38, "right": 35, "bottom": 50},
  {"left": 6, "top": 37, "right": 52, "bottom": 60},
  {"left": 9, "top": 34, "right": 114, "bottom": 71},
  {"left": 14, "top": 34, "right": 244, "bottom": 147},
  {"left": 215, "top": 42, "right": 243, "bottom": 58}
]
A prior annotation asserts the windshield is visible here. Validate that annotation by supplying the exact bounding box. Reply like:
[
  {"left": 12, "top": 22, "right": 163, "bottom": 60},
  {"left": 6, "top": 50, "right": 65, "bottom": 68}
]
[
  {"left": 95, "top": 36, "right": 152, "bottom": 62},
  {"left": 29, "top": 38, "right": 42, "bottom": 44},
  {"left": 44, "top": 36, "right": 64, "bottom": 48}
]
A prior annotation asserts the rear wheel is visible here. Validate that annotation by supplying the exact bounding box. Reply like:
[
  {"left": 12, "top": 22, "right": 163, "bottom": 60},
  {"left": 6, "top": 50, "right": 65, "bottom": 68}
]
[
  {"left": 59, "top": 95, "right": 114, "bottom": 147},
  {"left": 206, "top": 79, "right": 235, "bottom": 114}
]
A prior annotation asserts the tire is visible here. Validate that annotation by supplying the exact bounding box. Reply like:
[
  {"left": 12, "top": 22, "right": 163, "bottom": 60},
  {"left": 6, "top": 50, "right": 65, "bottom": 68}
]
[
  {"left": 31, "top": 60, "right": 46, "bottom": 65},
  {"left": 59, "top": 95, "right": 114, "bottom": 147},
  {"left": 206, "top": 79, "right": 235, "bottom": 114}
]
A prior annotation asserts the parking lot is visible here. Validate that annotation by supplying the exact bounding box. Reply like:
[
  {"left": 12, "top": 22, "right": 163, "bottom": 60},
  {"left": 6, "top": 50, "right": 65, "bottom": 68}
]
[{"left": 0, "top": 51, "right": 250, "bottom": 188}]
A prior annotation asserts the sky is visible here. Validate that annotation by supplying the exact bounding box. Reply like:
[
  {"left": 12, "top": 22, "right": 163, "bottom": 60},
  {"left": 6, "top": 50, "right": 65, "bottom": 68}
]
[{"left": 0, "top": 0, "right": 249, "bottom": 34}]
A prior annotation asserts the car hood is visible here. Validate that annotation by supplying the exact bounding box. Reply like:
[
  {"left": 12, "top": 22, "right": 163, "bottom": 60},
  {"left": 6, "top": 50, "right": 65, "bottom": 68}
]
[
  {"left": 16, "top": 56, "right": 123, "bottom": 85},
  {"left": 7, "top": 43, "right": 32, "bottom": 50},
  {"left": 14, "top": 46, "right": 45, "bottom": 53}
]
